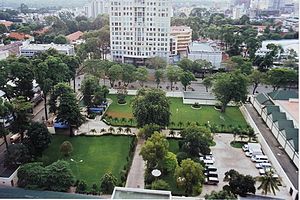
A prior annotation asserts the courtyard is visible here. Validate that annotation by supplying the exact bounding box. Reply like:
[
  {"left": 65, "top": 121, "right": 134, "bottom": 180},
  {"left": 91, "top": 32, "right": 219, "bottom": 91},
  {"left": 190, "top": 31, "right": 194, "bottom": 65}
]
[
  {"left": 104, "top": 94, "right": 248, "bottom": 129},
  {"left": 41, "top": 134, "right": 134, "bottom": 188}
]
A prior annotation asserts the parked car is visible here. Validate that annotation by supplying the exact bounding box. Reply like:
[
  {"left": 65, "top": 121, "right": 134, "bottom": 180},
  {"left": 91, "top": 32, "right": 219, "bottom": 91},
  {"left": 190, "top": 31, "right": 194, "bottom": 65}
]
[
  {"left": 205, "top": 166, "right": 217, "bottom": 172},
  {"left": 200, "top": 155, "right": 215, "bottom": 162},
  {"left": 204, "top": 177, "right": 219, "bottom": 185},
  {"left": 251, "top": 155, "right": 268, "bottom": 163},
  {"left": 256, "top": 162, "right": 272, "bottom": 169},
  {"left": 259, "top": 167, "right": 278, "bottom": 176},
  {"left": 242, "top": 144, "right": 248, "bottom": 152},
  {"left": 203, "top": 159, "right": 214, "bottom": 166}
]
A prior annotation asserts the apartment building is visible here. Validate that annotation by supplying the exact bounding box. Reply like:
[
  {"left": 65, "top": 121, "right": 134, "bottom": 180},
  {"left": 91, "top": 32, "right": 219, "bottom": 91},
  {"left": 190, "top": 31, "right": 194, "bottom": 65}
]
[
  {"left": 20, "top": 43, "right": 75, "bottom": 57},
  {"left": 170, "top": 26, "right": 192, "bottom": 56},
  {"left": 84, "top": 0, "right": 110, "bottom": 18},
  {"left": 110, "top": 0, "right": 172, "bottom": 65}
]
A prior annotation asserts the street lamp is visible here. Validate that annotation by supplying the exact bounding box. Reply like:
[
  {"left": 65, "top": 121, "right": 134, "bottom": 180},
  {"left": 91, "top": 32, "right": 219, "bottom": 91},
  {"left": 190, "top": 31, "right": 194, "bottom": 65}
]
[{"left": 70, "top": 158, "right": 83, "bottom": 177}]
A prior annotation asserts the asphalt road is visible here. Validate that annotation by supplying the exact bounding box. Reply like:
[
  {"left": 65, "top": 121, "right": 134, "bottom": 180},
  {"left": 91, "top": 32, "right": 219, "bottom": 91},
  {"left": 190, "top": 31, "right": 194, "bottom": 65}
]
[{"left": 245, "top": 104, "right": 298, "bottom": 190}]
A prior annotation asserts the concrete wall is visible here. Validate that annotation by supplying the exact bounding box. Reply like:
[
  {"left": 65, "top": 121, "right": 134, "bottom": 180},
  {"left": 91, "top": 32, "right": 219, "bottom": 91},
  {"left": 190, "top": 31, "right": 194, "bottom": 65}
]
[
  {"left": 182, "top": 99, "right": 218, "bottom": 105},
  {"left": 253, "top": 99, "right": 262, "bottom": 114},
  {"left": 0, "top": 167, "right": 19, "bottom": 187},
  {"left": 240, "top": 105, "right": 298, "bottom": 200}
]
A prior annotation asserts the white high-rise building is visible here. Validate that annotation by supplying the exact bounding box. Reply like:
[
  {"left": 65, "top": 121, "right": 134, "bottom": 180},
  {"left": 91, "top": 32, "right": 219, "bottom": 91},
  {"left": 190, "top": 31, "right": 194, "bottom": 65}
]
[
  {"left": 250, "top": 0, "right": 270, "bottom": 10},
  {"left": 84, "top": 0, "right": 109, "bottom": 18},
  {"left": 110, "top": 0, "right": 172, "bottom": 65}
]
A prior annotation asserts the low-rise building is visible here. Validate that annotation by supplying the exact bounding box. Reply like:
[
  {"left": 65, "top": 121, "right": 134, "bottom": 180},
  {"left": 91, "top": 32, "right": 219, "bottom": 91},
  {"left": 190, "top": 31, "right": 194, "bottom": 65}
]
[
  {"left": 20, "top": 43, "right": 75, "bottom": 57},
  {"left": 66, "top": 31, "right": 84, "bottom": 45},
  {"left": 0, "top": 42, "right": 23, "bottom": 56},
  {"left": 187, "top": 42, "right": 222, "bottom": 69},
  {"left": 251, "top": 90, "right": 299, "bottom": 169},
  {"left": 170, "top": 26, "right": 192, "bottom": 56}
]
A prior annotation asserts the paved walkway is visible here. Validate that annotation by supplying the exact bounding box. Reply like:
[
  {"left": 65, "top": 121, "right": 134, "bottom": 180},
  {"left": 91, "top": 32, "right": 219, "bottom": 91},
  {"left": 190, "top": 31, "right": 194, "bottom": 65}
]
[
  {"left": 244, "top": 104, "right": 298, "bottom": 190},
  {"left": 125, "top": 139, "right": 145, "bottom": 188}
]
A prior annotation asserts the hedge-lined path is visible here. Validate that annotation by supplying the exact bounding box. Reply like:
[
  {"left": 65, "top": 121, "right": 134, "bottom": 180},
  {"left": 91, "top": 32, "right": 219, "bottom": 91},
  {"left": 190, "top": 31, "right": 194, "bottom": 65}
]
[{"left": 125, "top": 138, "right": 145, "bottom": 188}]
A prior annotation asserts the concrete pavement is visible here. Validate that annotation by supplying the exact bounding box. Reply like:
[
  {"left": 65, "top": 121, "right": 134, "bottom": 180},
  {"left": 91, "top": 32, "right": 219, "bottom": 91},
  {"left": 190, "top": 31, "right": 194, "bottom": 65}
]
[
  {"left": 244, "top": 104, "right": 298, "bottom": 190},
  {"left": 125, "top": 139, "right": 145, "bottom": 189}
]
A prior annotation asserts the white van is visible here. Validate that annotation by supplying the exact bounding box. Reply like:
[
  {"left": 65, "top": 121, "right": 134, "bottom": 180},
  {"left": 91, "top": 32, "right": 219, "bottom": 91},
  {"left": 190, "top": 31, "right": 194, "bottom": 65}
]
[
  {"left": 251, "top": 155, "right": 268, "bottom": 163},
  {"left": 10, "top": 133, "right": 21, "bottom": 143},
  {"left": 203, "top": 159, "right": 214, "bottom": 166},
  {"left": 256, "top": 162, "right": 272, "bottom": 169},
  {"left": 204, "top": 177, "right": 219, "bottom": 185}
]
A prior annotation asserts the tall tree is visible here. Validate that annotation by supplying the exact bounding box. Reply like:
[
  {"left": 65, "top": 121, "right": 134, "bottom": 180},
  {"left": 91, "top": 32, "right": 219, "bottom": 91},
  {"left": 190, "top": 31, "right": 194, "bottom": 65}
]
[
  {"left": 24, "top": 122, "right": 52, "bottom": 156},
  {"left": 265, "top": 68, "right": 298, "bottom": 91},
  {"left": 99, "top": 172, "right": 118, "bottom": 194},
  {"left": 175, "top": 158, "right": 204, "bottom": 196},
  {"left": 154, "top": 69, "right": 164, "bottom": 88},
  {"left": 145, "top": 56, "right": 167, "bottom": 69},
  {"left": 0, "top": 98, "right": 12, "bottom": 149},
  {"left": 121, "top": 64, "right": 137, "bottom": 87},
  {"left": 11, "top": 96, "right": 32, "bottom": 141},
  {"left": 140, "top": 132, "right": 169, "bottom": 170},
  {"left": 166, "top": 66, "right": 183, "bottom": 91},
  {"left": 134, "top": 67, "right": 148, "bottom": 87},
  {"left": 180, "top": 71, "right": 195, "bottom": 91},
  {"left": 248, "top": 69, "right": 265, "bottom": 94},
  {"left": 203, "top": 76, "right": 213, "bottom": 92},
  {"left": 81, "top": 75, "right": 99, "bottom": 107},
  {"left": 107, "top": 64, "right": 123, "bottom": 87},
  {"left": 56, "top": 91, "right": 84, "bottom": 137},
  {"left": 132, "top": 89, "right": 170, "bottom": 127},
  {"left": 212, "top": 71, "right": 248, "bottom": 112}
]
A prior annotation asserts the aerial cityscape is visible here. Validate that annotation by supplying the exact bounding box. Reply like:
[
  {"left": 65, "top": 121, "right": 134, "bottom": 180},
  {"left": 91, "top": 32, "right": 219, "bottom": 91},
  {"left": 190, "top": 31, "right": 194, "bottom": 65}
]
[{"left": 0, "top": 0, "right": 298, "bottom": 199}]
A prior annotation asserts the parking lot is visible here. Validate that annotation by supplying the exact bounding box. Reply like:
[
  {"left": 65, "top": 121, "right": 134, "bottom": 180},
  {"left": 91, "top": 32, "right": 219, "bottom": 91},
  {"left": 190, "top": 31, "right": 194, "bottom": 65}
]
[{"left": 199, "top": 134, "right": 291, "bottom": 199}]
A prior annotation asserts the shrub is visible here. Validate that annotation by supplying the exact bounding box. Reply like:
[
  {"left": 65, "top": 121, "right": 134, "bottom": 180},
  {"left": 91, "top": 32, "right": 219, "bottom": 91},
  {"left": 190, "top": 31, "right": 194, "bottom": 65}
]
[
  {"left": 176, "top": 152, "right": 188, "bottom": 164},
  {"left": 76, "top": 180, "right": 88, "bottom": 193},
  {"left": 192, "top": 102, "right": 201, "bottom": 108},
  {"left": 151, "top": 180, "right": 170, "bottom": 190},
  {"left": 60, "top": 141, "right": 73, "bottom": 157},
  {"left": 100, "top": 172, "right": 118, "bottom": 194},
  {"left": 163, "top": 152, "right": 178, "bottom": 173}
]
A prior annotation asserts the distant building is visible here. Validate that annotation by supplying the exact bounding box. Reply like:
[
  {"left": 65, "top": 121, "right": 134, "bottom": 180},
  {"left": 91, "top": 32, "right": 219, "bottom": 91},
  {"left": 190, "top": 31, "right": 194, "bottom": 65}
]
[
  {"left": 66, "top": 31, "right": 84, "bottom": 45},
  {"left": 232, "top": 5, "right": 248, "bottom": 19},
  {"left": 170, "top": 26, "right": 192, "bottom": 56},
  {"left": 7, "top": 32, "right": 33, "bottom": 41},
  {"left": 0, "top": 20, "right": 13, "bottom": 29},
  {"left": 20, "top": 43, "right": 75, "bottom": 57},
  {"left": 84, "top": 0, "right": 109, "bottom": 18},
  {"left": 110, "top": 0, "right": 172, "bottom": 65},
  {"left": 0, "top": 51, "right": 9, "bottom": 60},
  {"left": 187, "top": 42, "right": 222, "bottom": 69},
  {"left": 0, "top": 42, "right": 23, "bottom": 56}
]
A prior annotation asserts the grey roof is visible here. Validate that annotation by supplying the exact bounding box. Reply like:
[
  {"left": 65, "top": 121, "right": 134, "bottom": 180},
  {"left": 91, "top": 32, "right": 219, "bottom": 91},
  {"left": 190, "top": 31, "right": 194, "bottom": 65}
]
[
  {"left": 264, "top": 105, "right": 280, "bottom": 115},
  {"left": 256, "top": 93, "right": 273, "bottom": 105},
  {"left": 188, "top": 42, "right": 217, "bottom": 52},
  {"left": 183, "top": 91, "right": 216, "bottom": 100},
  {"left": 275, "top": 119, "right": 294, "bottom": 130},
  {"left": 269, "top": 111, "right": 287, "bottom": 122},
  {"left": 268, "top": 90, "right": 298, "bottom": 100},
  {"left": 283, "top": 128, "right": 299, "bottom": 152},
  {"left": 0, "top": 186, "right": 99, "bottom": 199}
]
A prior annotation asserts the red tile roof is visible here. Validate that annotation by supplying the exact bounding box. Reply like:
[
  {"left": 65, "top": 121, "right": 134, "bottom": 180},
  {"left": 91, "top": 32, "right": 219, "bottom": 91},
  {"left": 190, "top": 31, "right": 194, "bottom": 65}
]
[
  {"left": 34, "top": 27, "right": 50, "bottom": 35},
  {"left": 8, "top": 32, "right": 31, "bottom": 40},
  {"left": 0, "top": 20, "right": 13, "bottom": 27},
  {"left": 66, "top": 31, "right": 83, "bottom": 42}
]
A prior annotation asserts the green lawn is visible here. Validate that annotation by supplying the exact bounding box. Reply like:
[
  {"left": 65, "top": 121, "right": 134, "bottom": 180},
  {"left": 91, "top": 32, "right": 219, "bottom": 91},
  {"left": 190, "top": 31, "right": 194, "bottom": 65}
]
[
  {"left": 41, "top": 135, "right": 134, "bottom": 187},
  {"left": 105, "top": 95, "right": 248, "bottom": 129}
]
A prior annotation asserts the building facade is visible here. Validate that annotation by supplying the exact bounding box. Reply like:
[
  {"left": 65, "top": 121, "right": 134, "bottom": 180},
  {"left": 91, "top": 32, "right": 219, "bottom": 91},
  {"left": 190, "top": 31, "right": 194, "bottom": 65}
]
[
  {"left": 20, "top": 43, "right": 75, "bottom": 57},
  {"left": 110, "top": 0, "right": 172, "bottom": 65},
  {"left": 170, "top": 26, "right": 192, "bottom": 56},
  {"left": 84, "top": 0, "right": 110, "bottom": 18}
]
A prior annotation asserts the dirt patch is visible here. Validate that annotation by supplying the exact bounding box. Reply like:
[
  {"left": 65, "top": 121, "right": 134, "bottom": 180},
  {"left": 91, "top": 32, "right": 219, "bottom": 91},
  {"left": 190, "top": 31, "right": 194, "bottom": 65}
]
[{"left": 106, "top": 111, "right": 134, "bottom": 118}]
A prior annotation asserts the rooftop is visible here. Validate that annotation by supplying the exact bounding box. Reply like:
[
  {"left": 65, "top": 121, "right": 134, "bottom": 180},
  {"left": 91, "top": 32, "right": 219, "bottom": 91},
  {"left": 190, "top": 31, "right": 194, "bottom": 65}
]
[
  {"left": 0, "top": 20, "right": 13, "bottom": 27},
  {"left": 260, "top": 39, "right": 299, "bottom": 56},
  {"left": 0, "top": 186, "right": 99, "bottom": 199},
  {"left": 275, "top": 100, "right": 299, "bottom": 124},
  {"left": 268, "top": 90, "right": 298, "bottom": 100},
  {"left": 66, "top": 31, "right": 84, "bottom": 42},
  {"left": 8, "top": 32, "right": 31, "bottom": 40},
  {"left": 21, "top": 43, "right": 74, "bottom": 51},
  {"left": 188, "top": 42, "right": 218, "bottom": 53},
  {"left": 112, "top": 187, "right": 171, "bottom": 199}
]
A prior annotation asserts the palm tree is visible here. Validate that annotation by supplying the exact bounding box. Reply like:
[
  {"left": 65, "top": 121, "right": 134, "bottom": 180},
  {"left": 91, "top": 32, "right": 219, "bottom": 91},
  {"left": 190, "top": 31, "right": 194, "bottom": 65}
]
[
  {"left": 100, "top": 128, "right": 106, "bottom": 133},
  {"left": 90, "top": 129, "right": 97, "bottom": 135},
  {"left": 108, "top": 127, "right": 115, "bottom": 134},
  {"left": 178, "top": 121, "right": 183, "bottom": 129},
  {"left": 121, "top": 118, "right": 127, "bottom": 125},
  {"left": 258, "top": 170, "right": 280, "bottom": 195},
  {"left": 186, "top": 121, "right": 191, "bottom": 127},
  {"left": 170, "top": 121, "right": 175, "bottom": 128},
  {"left": 0, "top": 98, "right": 13, "bottom": 150},
  {"left": 124, "top": 127, "right": 131, "bottom": 135},
  {"left": 117, "top": 127, "right": 123, "bottom": 134},
  {"left": 247, "top": 127, "right": 257, "bottom": 142},
  {"left": 128, "top": 118, "right": 134, "bottom": 125},
  {"left": 232, "top": 126, "right": 239, "bottom": 142}
]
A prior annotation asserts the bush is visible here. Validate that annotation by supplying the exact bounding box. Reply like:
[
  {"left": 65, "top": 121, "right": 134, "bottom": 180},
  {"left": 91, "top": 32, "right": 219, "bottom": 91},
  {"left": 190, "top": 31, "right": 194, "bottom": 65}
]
[
  {"left": 60, "top": 141, "right": 73, "bottom": 157},
  {"left": 144, "top": 169, "right": 155, "bottom": 185},
  {"left": 90, "top": 183, "right": 99, "bottom": 195},
  {"left": 176, "top": 152, "right": 188, "bottom": 164},
  {"left": 100, "top": 172, "right": 118, "bottom": 194},
  {"left": 76, "top": 180, "right": 88, "bottom": 193},
  {"left": 151, "top": 180, "right": 170, "bottom": 190},
  {"left": 163, "top": 152, "right": 178, "bottom": 173},
  {"left": 192, "top": 102, "right": 201, "bottom": 108}
]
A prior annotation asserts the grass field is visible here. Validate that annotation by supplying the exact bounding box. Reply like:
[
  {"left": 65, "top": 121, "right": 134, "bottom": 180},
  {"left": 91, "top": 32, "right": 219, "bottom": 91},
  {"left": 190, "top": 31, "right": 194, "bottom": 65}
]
[
  {"left": 105, "top": 94, "right": 248, "bottom": 129},
  {"left": 41, "top": 135, "right": 134, "bottom": 187}
]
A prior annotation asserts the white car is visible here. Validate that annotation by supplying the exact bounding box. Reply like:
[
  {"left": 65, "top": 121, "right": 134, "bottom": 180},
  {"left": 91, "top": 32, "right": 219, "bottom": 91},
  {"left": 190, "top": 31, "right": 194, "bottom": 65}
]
[
  {"left": 242, "top": 144, "right": 249, "bottom": 152},
  {"left": 256, "top": 163, "right": 272, "bottom": 169},
  {"left": 200, "top": 155, "right": 215, "bottom": 162}
]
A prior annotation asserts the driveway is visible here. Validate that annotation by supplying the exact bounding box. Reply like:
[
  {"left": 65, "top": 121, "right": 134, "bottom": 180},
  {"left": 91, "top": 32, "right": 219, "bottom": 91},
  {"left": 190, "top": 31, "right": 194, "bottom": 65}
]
[{"left": 199, "top": 134, "right": 291, "bottom": 200}]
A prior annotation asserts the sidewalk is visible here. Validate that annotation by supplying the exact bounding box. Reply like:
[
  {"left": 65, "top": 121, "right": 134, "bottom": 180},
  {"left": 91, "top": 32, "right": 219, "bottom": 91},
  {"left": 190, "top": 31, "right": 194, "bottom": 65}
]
[{"left": 125, "top": 139, "right": 145, "bottom": 188}]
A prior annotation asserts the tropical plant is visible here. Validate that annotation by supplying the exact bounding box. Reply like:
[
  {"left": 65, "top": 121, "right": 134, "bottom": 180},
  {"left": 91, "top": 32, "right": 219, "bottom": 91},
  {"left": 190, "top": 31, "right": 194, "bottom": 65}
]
[
  {"left": 117, "top": 127, "right": 123, "bottom": 134},
  {"left": 108, "top": 127, "right": 115, "bottom": 134},
  {"left": 257, "top": 170, "right": 280, "bottom": 195},
  {"left": 124, "top": 127, "right": 131, "bottom": 134}
]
